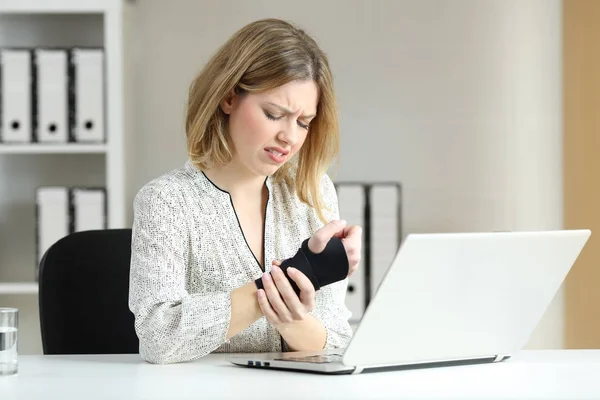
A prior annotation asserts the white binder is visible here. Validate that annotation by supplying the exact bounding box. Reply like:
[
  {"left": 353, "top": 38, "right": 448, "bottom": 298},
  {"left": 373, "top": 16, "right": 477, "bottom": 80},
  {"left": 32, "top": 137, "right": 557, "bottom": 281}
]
[
  {"left": 34, "top": 48, "right": 68, "bottom": 143},
  {"left": 0, "top": 49, "right": 32, "bottom": 143},
  {"left": 71, "top": 188, "right": 106, "bottom": 232},
  {"left": 70, "top": 48, "right": 105, "bottom": 142},
  {"left": 336, "top": 184, "right": 367, "bottom": 322},
  {"left": 369, "top": 184, "right": 401, "bottom": 296},
  {"left": 36, "top": 187, "right": 69, "bottom": 266}
]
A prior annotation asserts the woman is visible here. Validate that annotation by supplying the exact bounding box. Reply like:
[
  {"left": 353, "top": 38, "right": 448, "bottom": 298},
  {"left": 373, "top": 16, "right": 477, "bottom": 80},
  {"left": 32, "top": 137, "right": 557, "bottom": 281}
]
[{"left": 128, "top": 18, "right": 362, "bottom": 364}]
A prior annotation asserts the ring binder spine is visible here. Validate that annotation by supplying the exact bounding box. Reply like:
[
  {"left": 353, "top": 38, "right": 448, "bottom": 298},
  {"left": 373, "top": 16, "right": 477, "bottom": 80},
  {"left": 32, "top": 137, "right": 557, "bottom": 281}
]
[
  {"left": 31, "top": 49, "right": 39, "bottom": 143},
  {"left": 67, "top": 48, "right": 76, "bottom": 143},
  {"left": 363, "top": 185, "right": 372, "bottom": 307},
  {"left": 334, "top": 181, "right": 403, "bottom": 318},
  {"left": 35, "top": 186, "right": 108, "bottom": 280}
]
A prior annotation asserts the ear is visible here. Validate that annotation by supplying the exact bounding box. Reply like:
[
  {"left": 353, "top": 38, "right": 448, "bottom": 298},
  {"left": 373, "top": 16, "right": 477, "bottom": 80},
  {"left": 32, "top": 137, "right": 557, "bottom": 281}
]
[{"left": 220, "top": 90, "right": 237, "bottom": 115}]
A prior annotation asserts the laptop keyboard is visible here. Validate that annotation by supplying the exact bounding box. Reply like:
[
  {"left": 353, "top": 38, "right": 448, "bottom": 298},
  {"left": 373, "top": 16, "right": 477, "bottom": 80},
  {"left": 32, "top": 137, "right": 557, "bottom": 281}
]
[{"left": 276, "top": 353, "right": 344, "bottom": 364}]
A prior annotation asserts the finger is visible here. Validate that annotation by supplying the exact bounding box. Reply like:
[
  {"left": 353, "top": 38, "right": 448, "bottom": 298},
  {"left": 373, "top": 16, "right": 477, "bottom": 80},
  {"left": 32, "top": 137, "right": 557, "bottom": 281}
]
[
  {"left": 343, "top": 241, "right": 361, "bottom": 260},
  {"left": 333, "top": 229, "right": 346, "bottom": 239},
  {"left": 344, "top": 225, "right": 363, "bottom": 240},
  {"left": 345, "top": 249, "right": 361, "bottom": 276},
  {"left": 272, "top": 260, "right": 282, "bottom": 267},
  {"left": 261, "top": 271, "right": 292, "bottom": 322},
  {"left": 341, "top": 224, "right": 362, "bottom": 250},
  {"left": 335, "top": 224, "right": 362, "bottom": 240},
  {"left": 270, "top": 265, "right": 304, "bottom": 320},
  {"left": 287, "top": 267, "right": 316, "bottom": 311},
  {"left": 342, "top": 226, "right": 362, "bottom": 252},
  {"left": 308, "top": 219, "right": 347, "bottom": 253},
  {"left": 347, "top": 262, "right": 359, "bottom": 277},
  {"left": 257, "top": 289, "right": 280, "bottom": 325}
]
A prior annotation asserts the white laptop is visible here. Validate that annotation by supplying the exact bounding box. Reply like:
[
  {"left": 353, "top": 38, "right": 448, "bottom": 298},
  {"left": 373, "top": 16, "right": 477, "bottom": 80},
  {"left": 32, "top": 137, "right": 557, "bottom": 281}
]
[{"left": 228, "top": 229, "right": 591, "bottom": 374}]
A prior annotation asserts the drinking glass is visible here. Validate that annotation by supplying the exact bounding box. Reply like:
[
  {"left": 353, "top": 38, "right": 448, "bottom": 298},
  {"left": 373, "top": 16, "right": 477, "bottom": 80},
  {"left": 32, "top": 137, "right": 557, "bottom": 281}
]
[{"left": 0, "top": 307, "right": 18, "bottom": 376}]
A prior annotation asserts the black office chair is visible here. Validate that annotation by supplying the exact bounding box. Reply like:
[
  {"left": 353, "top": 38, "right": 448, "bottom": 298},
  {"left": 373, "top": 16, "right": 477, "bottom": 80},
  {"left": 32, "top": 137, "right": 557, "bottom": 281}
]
[{"left": 38, "top": 229, "right": 140, "bottom": 354}]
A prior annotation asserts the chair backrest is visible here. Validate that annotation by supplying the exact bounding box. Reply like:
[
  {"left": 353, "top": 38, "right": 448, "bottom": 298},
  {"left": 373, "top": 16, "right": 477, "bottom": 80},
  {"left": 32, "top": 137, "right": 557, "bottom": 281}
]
[{"left": 38, "top": 229, "right": 139, "bottom": 354}]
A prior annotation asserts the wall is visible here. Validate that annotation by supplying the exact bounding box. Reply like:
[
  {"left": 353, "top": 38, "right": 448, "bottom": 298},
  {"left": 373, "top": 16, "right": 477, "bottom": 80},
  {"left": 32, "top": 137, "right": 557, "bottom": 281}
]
[{"left": 129, "top": 0, "right": 564, "bottom": 349}]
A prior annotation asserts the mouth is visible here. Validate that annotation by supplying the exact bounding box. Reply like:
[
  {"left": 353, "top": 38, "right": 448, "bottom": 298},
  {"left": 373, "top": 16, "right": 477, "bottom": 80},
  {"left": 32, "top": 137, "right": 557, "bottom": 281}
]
[
  {"left": 265, "top": 147, "right": 289, "bottom": 157},
  {"left": 265, "top": 148, "right": 288, "bottom": 163}
]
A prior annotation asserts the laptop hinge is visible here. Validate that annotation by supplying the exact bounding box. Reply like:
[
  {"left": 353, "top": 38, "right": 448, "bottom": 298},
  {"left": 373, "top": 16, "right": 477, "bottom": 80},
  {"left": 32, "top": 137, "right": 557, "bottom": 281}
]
[
  {"left": 351, "top": 365, "right": 364, "bottom": 374},
  {"left": 351, "top": 355, "right": 504, "bottom": 373}
]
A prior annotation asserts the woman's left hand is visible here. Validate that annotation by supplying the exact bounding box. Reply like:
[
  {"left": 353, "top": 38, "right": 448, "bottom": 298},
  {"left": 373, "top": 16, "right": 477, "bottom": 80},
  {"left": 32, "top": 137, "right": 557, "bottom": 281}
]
[
  {"left": 307, "top": 220, "right": 362, "bottom": 278},
  {"left": 334, "top": 224, "right": 362, "bottom": 277},
  {"left": 257, "top": 261, "right": 315, "bottom": 328}
]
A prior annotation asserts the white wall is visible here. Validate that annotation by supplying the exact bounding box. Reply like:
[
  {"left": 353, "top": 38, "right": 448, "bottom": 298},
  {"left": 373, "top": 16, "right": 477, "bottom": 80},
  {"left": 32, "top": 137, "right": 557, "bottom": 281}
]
[{"left": 129, "top": 0, "right": 563, "bottom": 349}]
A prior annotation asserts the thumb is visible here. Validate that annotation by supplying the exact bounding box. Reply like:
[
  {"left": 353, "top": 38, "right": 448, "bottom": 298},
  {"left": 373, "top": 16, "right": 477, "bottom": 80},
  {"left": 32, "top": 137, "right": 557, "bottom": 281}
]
[{"left": 308, "top": 220, "right": 347, "bottom": 253}]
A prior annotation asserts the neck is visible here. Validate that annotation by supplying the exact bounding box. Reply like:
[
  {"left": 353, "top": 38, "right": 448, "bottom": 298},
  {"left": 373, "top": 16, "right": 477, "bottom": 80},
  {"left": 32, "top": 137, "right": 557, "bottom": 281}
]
[{"left": 202, "top": 160, "right": 266, "bottom": 197}]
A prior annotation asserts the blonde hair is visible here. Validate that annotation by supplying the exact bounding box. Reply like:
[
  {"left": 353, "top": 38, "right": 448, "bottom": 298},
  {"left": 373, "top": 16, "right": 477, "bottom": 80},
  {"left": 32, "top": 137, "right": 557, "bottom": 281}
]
[{"left": 185, "top": 18, "right": 339, "bottom": 224}]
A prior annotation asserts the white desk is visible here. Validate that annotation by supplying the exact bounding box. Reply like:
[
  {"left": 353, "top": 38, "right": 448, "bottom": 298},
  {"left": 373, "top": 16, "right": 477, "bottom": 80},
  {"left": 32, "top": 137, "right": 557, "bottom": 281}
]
[{"left": 1, "top": 350, "right": 599, "bottom": 399}]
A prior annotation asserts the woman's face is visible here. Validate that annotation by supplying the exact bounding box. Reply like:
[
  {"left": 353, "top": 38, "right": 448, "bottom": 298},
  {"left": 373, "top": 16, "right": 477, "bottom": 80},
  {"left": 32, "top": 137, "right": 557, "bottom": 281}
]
[{"left": 221, "top": 80, "right": 318, "bottom": 177}]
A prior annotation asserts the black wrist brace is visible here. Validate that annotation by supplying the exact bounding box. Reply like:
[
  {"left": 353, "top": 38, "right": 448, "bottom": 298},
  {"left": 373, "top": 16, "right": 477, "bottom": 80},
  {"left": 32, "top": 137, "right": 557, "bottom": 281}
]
[{"left": 255, "top": 237, "right": 349, "bottom": 296}]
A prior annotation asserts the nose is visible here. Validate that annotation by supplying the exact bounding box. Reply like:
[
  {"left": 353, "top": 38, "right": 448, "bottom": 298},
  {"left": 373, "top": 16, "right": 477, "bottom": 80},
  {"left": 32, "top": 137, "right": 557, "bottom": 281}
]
[{"left": 277, "top": 121, "right": 301, "bottom": 147}]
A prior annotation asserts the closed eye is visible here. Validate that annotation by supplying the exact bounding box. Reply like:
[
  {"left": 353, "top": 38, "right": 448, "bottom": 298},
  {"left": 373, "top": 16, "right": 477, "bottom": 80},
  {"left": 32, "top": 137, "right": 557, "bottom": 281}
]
[
  {"left": 264, "top": 110, "right": 282, "bottom": 121},
  {"left": 265, "top": 109, "right": 310, "bottom": 130}
]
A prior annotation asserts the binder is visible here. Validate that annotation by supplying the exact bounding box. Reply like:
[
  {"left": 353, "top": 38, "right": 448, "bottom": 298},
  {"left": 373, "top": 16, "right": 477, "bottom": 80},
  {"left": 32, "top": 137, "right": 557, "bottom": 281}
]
[
  {"left": 34, "top": 48, "right": 68, "bottom": 143},
  {"left": 369, "top": 184, "right": 401, "bottom": 296},
  {"left": 69, "top": 48, "right": 105, "bottom": 143},
  {"left": 36, "top": 187, "right": 69, "bottom": 268},
  {"left": 335, "top": 184, "right": 367, "bottom": 322},
  {"left": 70, "top": 188, "right": 106, "bottom": 232},
  {"left": 0, "top": 49, "right": 33, "bottom": 143}
]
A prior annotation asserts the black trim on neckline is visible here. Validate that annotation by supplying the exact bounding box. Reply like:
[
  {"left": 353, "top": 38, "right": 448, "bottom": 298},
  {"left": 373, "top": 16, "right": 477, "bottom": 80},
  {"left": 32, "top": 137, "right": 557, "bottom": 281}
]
[
  {"left": 200, "top": 170, "right": 230, "bottom": 195},
  {"left": 198, "top": 166, "right": 271, "bottom": 272},
  {"left": 200, "top": 170, "right": 271, "bottom": 195},
  {"left": 212, "top": 174, "right": 271, "bottom": 273},
  {"left": 227, "top": 195, "right": 265, "bottom": 271},
  {"left": 261, "top": 185, "right": 270, "bottom": 271}
]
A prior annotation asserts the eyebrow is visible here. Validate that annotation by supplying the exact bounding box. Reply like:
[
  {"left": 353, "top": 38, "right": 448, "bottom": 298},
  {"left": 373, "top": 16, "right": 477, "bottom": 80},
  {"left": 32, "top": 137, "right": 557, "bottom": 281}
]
[{"left": 266, "top": 102, "right": 316, "bottom": 119}]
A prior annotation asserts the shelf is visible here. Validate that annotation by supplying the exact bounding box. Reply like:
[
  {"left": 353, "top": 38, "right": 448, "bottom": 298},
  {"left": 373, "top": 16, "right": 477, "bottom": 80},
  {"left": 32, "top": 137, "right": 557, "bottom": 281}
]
[
  {"left": 0, "top": 0, "right": 122, "bottom": 13},
  {"left": 0, "top": 0, "right": 131, "bottom": 357},
  {"left": 0, "top": 282, "right": 38, "bottom": 295},
  {"left": 0, "top": 144, "right": 107, "bottom": 154}
]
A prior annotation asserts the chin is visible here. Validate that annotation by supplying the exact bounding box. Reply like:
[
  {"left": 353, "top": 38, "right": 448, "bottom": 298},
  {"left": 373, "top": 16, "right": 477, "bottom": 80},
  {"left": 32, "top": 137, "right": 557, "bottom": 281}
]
[
  {"left": 262, "top": 166, "right": 282, "bottom": 176},
  {"left": 254, "top": 163, "right": 283, "bottom": 177}
]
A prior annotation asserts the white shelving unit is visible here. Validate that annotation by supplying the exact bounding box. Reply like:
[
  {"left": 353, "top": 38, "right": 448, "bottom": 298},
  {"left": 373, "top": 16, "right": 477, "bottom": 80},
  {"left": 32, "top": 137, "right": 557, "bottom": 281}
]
[
  {"left": 0, "top": 144, "right": 108, "bottom": 154},
  {"left": 0, "top": 0, "right": 122, "bottom": 13},
  {"left": 0, "top": 0, "right": 134, "bottom": 354},
  {"left": 0, "top": 282, "right": 39, "bottom": 295}
]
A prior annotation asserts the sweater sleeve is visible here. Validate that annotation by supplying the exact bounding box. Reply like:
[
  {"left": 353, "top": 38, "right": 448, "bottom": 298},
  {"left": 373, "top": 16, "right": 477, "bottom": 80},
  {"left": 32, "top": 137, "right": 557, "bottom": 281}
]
[
  {"left": 128, "top": 183, "right": 232, "bottom": 364},
  {"left": 307, "top": 174, "right": 353, "bottom": 349}
]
